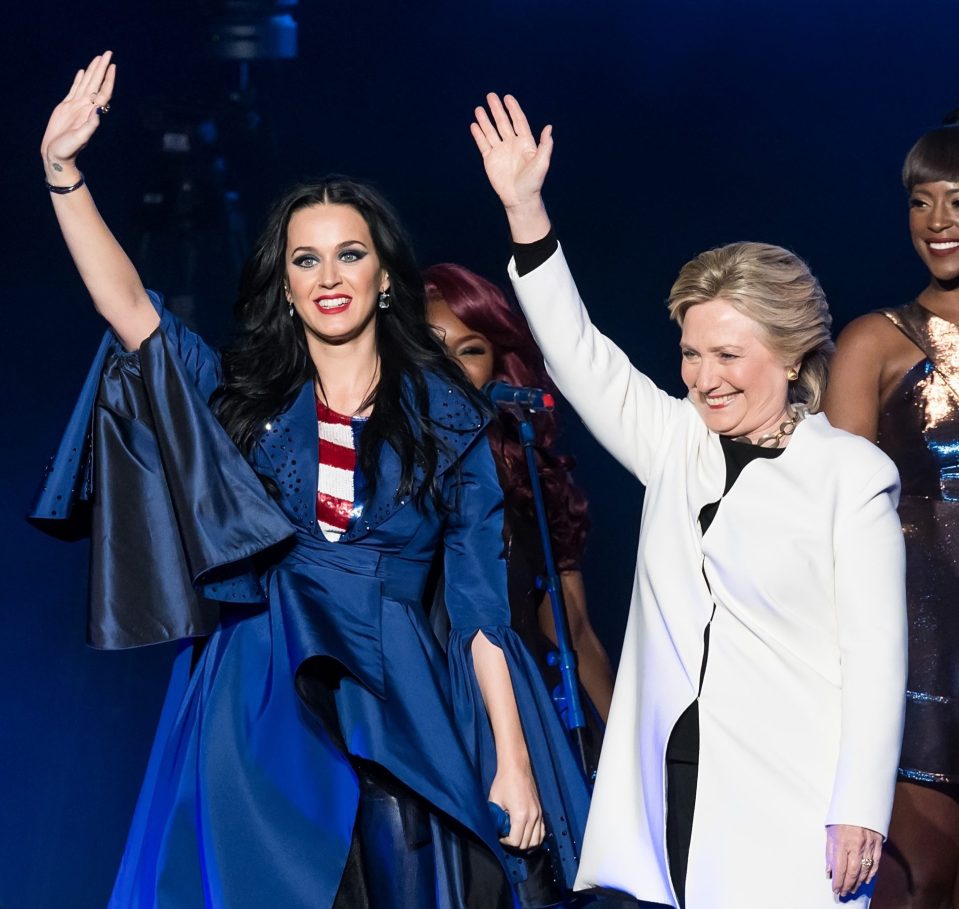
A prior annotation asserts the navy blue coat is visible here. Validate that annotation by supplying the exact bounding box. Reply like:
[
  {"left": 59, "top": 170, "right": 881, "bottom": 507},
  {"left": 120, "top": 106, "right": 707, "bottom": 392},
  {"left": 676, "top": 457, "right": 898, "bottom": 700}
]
[{"left": 31, "top": 297, "right": 589, "bottom": 908}]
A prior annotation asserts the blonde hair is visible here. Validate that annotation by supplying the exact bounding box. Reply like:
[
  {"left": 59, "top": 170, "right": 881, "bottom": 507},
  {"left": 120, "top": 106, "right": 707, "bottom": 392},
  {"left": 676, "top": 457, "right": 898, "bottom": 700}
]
[{"left": 667, "top": 242, "right": 834, "bottom": 412}]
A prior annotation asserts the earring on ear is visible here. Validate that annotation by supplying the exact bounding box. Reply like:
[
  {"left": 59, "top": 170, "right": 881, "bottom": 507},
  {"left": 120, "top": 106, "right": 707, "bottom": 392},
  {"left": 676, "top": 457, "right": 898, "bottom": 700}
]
[
  {"left": 377, "top": 289, "right": 391, "bottom": 310},
  {"left": 787, "top": 367, "right": 799, "bottom": 381},
  {"left": 284, "top": 286, "right": 294, "bottom": 319}
]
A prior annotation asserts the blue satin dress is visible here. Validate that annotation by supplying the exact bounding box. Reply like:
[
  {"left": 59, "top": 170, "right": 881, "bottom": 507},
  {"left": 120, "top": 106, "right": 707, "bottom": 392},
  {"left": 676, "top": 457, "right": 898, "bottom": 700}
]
[{"left": 30, "top": 296, "right": 589, "bottom": 908}]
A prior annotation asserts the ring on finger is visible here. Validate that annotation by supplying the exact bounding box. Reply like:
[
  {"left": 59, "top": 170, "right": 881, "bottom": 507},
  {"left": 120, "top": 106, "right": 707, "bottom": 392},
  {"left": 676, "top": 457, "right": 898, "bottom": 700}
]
[{"left": 860, "top": 857, "right": 874, "bottom": 868}]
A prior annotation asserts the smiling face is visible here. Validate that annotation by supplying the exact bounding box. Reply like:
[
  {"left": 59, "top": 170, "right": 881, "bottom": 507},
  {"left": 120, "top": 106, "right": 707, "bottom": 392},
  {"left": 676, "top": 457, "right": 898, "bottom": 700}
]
[
  {"left": 426, "top": 298, "right": 495, "bottom": 389},
  {"left": 284, "top": 203, "right": 389, "bottom": 350},
  {"left": 909, "top": 181, "right": 959, "bottom": 286},
  {"left": 680, "top": 298, "right": 796, "bottom": 441}
]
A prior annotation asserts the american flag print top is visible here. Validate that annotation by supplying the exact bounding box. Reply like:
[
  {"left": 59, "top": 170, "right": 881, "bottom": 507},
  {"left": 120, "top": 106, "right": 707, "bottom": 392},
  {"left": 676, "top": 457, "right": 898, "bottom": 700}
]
[{"left": 315, "top": 398, "right": 366, "bottom": 542}]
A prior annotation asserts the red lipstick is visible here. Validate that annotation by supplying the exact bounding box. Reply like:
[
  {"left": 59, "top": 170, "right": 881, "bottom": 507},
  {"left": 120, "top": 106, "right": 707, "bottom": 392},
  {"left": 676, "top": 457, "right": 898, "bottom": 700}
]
[{"left": 313, "top": 294, "right": 352, "bottom": 315}]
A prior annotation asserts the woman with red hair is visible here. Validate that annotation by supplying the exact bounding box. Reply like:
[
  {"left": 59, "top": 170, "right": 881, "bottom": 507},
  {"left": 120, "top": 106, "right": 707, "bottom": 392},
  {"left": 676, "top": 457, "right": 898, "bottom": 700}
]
[{"left": 424, "top": 263, "right": 614, "bottom": 728}]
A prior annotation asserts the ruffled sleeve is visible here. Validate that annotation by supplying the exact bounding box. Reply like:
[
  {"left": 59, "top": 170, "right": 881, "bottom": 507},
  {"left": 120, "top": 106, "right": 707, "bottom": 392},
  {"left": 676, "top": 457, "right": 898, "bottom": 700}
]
[
  {"left": 442, "top": 432, "right": 590, "bottom": 889},
  {"left": 28, "top": 294, "right": 295, "bottom": 649}
]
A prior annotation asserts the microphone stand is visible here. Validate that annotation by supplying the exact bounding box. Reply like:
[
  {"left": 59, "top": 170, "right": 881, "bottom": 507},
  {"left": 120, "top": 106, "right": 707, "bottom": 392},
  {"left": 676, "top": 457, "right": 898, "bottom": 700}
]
[{"left": 511, "top": 409, "right": 592, "bottom": 782}]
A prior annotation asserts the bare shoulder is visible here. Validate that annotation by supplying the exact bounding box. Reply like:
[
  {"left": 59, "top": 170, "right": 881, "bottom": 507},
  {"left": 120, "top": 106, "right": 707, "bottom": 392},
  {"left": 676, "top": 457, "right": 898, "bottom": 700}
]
[
  {"left": 833, "top": 309, "right": 926, "bottom": 406},
  {"left": 834, "top": 312, "right": 906, "bottom": 358}
]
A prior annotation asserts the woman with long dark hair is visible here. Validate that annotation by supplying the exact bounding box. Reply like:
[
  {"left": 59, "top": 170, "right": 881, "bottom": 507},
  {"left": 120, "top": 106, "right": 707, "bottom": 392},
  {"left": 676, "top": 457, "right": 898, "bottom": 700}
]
[
  {"left": 824, "top": 113, "right": 959, "bottom": 908},
  {"left": 423, "top": 263, "right": 614, "bottom": 725},
  {"left": 34, "top": 53, "right": 588, "bottom": 907}
]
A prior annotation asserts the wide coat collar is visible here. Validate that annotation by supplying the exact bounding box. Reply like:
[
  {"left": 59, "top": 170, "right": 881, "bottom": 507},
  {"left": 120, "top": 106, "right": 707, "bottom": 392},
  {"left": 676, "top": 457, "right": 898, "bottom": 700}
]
[{"left": 255, "top": 372, "right": 488, "bottom": 541}]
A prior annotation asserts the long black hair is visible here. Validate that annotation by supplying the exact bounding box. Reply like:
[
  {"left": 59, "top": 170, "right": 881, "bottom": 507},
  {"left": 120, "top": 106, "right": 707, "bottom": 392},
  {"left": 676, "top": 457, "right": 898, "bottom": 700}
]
[{"left": 212, "top": 177, "right": 487, "bottom": 506}]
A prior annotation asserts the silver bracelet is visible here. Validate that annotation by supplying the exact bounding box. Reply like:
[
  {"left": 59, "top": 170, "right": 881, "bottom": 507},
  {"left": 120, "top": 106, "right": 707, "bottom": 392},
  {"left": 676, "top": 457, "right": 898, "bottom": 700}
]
[{"left": 46, "top": 172, "right": 85, "bottom": 194}]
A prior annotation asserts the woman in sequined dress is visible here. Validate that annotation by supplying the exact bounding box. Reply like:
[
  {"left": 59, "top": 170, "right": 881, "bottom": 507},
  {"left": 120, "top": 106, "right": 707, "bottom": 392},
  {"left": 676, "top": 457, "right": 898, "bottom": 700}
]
[
  {"left": 423, "top": 263, "right": 614, "bottom": 730},
  {"left": 824, "top": 115, "right": 959, "bottom": 907}
]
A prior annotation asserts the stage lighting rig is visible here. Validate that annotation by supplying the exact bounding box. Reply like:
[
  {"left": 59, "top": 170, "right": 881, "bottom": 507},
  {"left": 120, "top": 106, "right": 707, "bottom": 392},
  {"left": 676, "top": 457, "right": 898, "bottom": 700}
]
[
  {"left": 133, "top": 1, "right": 300, "bottom": 337},
  {"left": 206, "top": 0, "right": 298, "bottom": 61}
]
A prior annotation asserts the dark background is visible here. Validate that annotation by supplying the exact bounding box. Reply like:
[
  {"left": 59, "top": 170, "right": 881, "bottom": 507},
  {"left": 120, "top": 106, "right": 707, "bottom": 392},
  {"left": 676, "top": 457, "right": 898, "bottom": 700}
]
[{"left": 0, "top": 1, "right": 950, "bottom": 905}]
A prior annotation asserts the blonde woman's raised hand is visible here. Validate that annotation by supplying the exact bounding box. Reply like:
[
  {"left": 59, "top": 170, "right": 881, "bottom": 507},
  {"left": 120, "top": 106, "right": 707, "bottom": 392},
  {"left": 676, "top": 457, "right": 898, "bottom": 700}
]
[
  {"left": 41, "top": 52, "right": 115, "bottom": 181},
  {"left": 471, "top": 94, "right": 553, "bottom": 241}
]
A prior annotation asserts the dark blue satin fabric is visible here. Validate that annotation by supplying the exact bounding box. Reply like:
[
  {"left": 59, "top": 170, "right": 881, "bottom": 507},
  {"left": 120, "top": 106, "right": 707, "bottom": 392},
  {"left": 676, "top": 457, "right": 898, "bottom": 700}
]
[
  {"left": 29, "top": 329, "right": 111, "bottom": 537},
  {"left": 30, "top": 296, "right": 294, "bottom": 647},
  {"left": 32, "top": 301, "right": 589, "bottom": 907}
]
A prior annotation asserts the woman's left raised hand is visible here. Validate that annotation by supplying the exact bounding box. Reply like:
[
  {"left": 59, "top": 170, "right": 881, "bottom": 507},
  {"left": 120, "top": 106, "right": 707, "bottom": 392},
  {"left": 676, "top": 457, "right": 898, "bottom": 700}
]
[
  {"left": 488, "top": 760, "right": 546, "bottom": 851},
  {"left": 471, "top": 94, "right": 553, "bottom": 228},
  {"left": 825, "top": 824, "right": 883, "bottom": 898}
]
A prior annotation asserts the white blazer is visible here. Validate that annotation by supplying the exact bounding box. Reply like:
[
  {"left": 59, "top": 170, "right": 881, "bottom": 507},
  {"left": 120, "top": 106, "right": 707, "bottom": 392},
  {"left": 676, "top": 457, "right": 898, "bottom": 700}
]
[{"left": 510, "top": 246, "right": 907, "bottom": 908}]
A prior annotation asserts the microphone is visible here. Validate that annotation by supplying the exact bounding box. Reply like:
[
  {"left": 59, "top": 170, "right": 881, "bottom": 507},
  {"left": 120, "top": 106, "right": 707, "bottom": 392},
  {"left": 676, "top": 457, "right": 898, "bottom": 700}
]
[{"left": 483, "top": 381, "right": 555, "bottom": 412}]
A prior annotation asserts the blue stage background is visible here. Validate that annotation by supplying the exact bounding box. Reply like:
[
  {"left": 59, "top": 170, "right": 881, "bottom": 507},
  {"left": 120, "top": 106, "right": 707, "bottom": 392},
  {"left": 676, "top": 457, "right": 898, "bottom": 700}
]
[{"left": 0, "top": 1, "right": 950, "bottom": 905}]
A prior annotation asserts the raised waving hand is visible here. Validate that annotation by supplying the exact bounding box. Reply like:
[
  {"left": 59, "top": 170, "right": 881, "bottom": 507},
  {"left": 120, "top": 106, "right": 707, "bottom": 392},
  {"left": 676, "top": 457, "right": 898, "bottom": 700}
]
[
  {"left": 41, "top": 52, "right": 115, "bottom": 183},
  {"left": 471, "top": 94, "right": 553, "bottom": 242},
  {"left": 41, "top": 52, "right": 158, "bottom": 351}
]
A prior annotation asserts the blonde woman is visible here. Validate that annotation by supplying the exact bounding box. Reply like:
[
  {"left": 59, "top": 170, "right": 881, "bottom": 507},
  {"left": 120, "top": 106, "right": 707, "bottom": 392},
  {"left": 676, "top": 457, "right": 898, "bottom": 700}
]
[{"left": 471, "top": 93, "right": 908, "bottom": 908}]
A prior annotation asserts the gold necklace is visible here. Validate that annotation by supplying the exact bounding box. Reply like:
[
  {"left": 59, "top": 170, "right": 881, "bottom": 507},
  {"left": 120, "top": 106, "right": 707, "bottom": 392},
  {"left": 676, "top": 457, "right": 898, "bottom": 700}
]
[{"left": 732, "top": 408, "right": 803, "bottom": 448}]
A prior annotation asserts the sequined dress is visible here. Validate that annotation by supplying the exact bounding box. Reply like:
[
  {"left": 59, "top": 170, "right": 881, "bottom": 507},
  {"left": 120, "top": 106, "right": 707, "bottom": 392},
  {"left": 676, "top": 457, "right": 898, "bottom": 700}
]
[{"left": 878, "top": 301, "right": 959, "bottom": 784}]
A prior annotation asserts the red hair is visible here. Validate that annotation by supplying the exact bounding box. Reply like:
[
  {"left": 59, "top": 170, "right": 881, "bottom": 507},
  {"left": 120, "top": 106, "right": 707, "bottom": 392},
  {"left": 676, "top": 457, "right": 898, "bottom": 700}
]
[{"left": 423, "top": 263, "right": 589, "bottom": 569}]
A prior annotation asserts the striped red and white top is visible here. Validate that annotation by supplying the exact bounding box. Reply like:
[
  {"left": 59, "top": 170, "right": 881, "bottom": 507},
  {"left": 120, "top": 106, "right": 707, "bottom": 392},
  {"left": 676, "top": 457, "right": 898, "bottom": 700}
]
[{"left": 315, "top": 399, "right": 360, "bottom": 542}]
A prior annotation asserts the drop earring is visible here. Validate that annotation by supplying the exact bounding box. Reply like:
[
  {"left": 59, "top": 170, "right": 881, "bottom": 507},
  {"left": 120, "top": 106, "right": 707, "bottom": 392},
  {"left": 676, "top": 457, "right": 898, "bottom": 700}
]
[{"left": 378, "top": 290, "right": 391, "bottom": 310}]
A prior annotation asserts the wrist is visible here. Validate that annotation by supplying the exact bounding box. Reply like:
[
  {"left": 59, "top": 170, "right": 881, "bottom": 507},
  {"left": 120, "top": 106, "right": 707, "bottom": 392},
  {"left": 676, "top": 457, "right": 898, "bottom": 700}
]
[
  {"left": 43, "top": 158, "right": 81, "bottom": 186},
  {"left": 504, "top": 198, "right": 551, "bottom": 244},
  {"left": 494, "top": 748, "right": 532, "bottom": 775}
]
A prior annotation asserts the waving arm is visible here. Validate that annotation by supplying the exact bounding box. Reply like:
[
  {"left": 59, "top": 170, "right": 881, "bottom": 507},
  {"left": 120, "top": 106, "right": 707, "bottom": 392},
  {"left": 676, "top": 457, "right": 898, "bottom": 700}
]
[
  {"left": 471, "top": 94, "right": 684, "bottom": 481},
  {"left": 41, "top": 52, "right": 159, "bottom": 351},
  {"left": 471, "top": 93, "right": 554, "bottom": 244}
]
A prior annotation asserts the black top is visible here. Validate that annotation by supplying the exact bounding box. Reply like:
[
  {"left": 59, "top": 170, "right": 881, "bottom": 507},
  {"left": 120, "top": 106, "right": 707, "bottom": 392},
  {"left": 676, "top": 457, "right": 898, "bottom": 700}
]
[
  {"left": 667, "top": 435, "right": 784, "bottom": 762},
  {"left": 698, "top": 434, "right": 784, "bottom": 533},
  {"left": 513, "top": 230, "right": 559, "bottom": 277}
]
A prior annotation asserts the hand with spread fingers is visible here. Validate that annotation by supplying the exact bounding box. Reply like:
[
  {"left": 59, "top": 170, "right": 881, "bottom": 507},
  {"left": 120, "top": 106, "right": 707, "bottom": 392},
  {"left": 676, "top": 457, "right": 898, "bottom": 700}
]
[
  {"left": 471, "top": 93, "right": 554, "bottom": 243},
  {"left": 825, "top": 823, "right": 883, "bottom": 899},
  {"left": 41, "top": 51, "right": 115, "bottom": 186},
  {"left": 39, "top": 52, "right": 158, "bottom": 350}
]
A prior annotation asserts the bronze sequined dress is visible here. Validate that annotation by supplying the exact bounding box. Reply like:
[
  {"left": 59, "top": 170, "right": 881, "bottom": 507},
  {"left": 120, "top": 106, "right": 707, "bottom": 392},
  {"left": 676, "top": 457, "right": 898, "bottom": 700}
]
[{"left": 878, "top": 301, "right": 959, "bottom": 785}]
